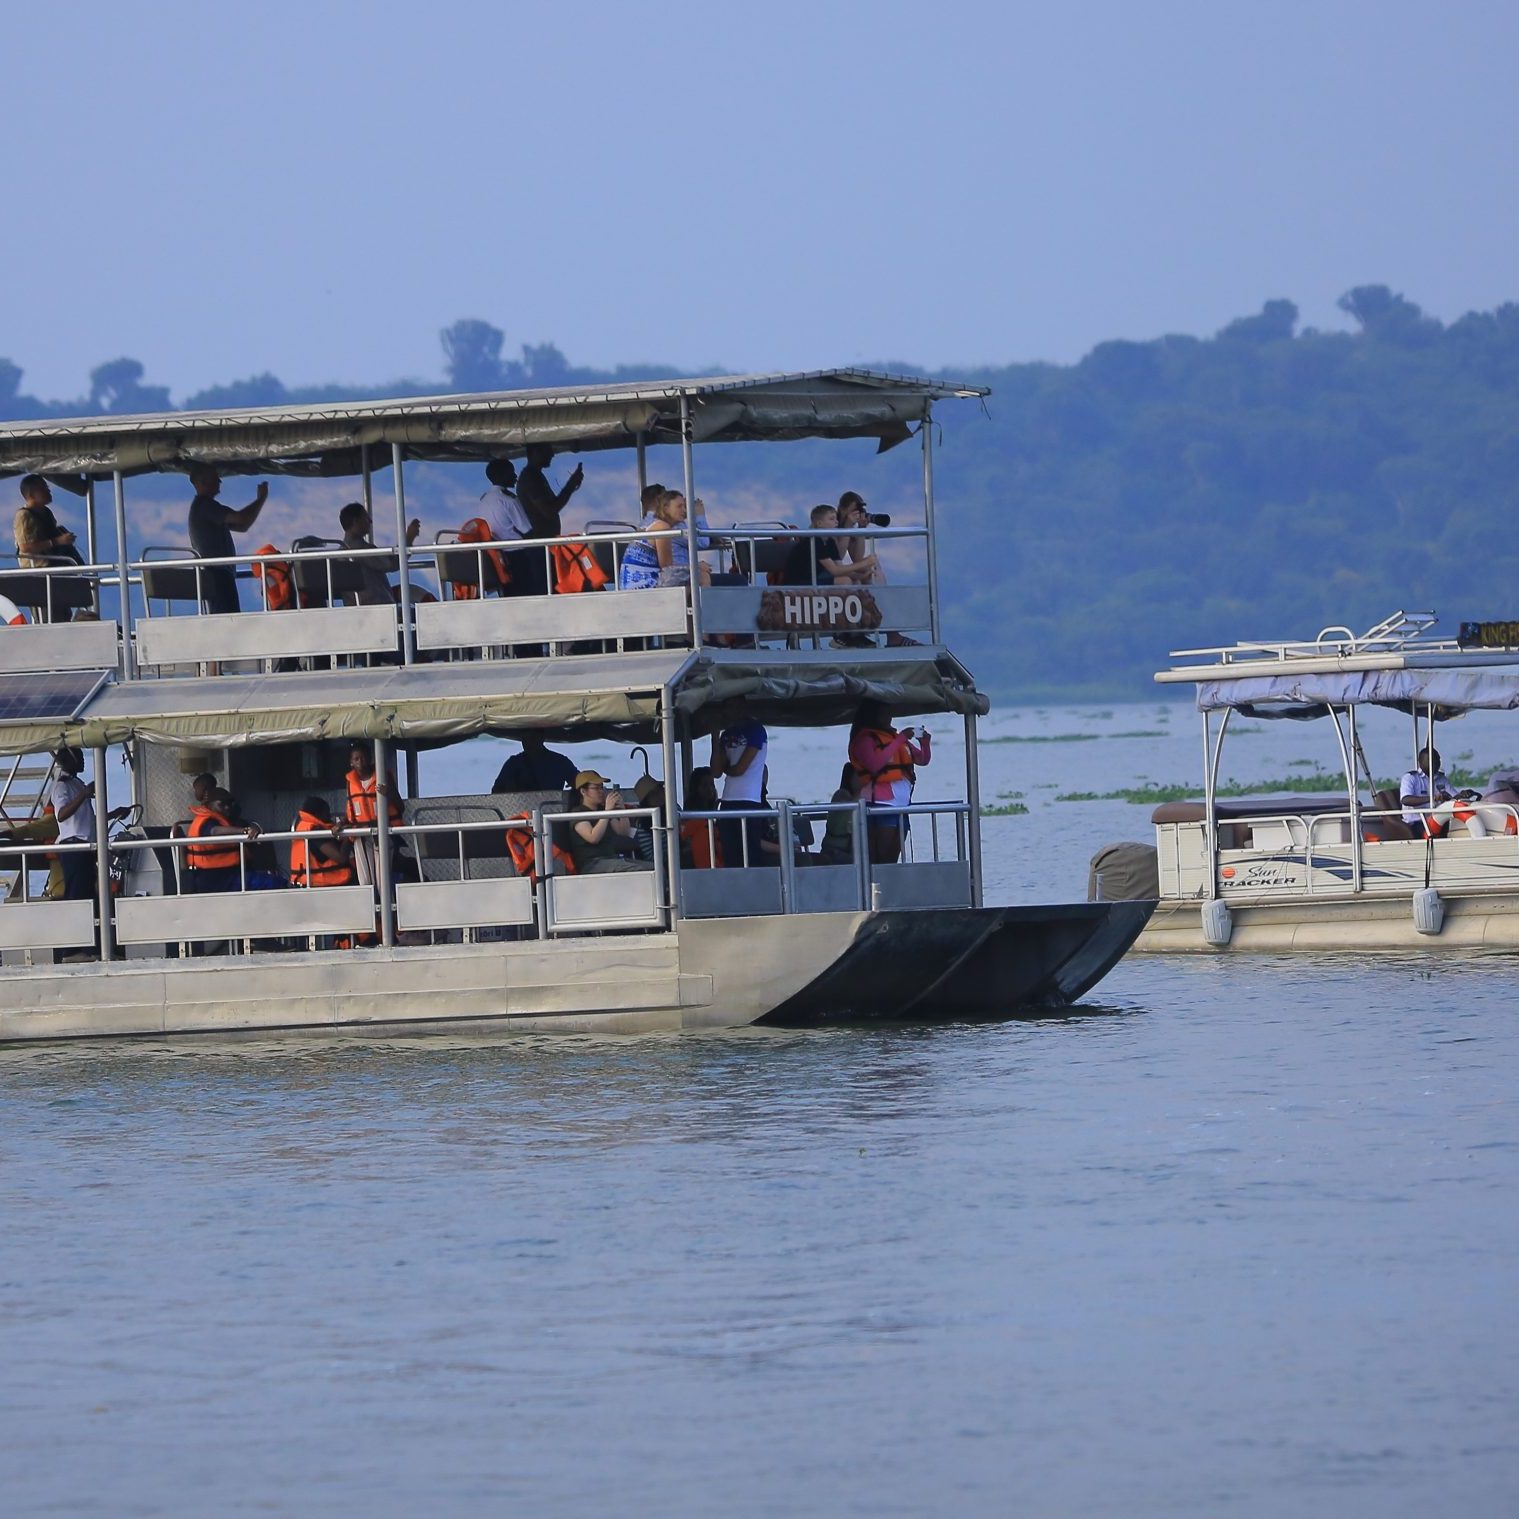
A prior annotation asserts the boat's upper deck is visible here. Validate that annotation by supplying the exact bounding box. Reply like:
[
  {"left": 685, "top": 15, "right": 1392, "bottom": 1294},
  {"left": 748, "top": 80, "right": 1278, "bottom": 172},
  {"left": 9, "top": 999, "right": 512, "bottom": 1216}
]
[{"left": 0, "top": 369, "right": 986, "bottom": 732}]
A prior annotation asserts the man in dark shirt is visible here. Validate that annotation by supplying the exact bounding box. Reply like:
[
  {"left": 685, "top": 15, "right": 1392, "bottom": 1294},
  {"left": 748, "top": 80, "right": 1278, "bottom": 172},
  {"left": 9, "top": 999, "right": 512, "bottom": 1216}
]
[
  {"left": 492, "top": 734, "right": 578, "bottom": 794},
  {"left": 515, "top": 443, "right": 584, "bottom": 540},
  {"left": 187, "top": 464, "right": 269, "bottom": 614}
]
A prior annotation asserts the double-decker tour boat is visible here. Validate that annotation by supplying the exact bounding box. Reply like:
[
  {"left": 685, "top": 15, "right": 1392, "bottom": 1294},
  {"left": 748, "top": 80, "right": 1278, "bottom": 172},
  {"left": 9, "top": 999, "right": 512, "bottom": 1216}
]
[{"left": 0, "top": 370, "right": 1150, "bottom": 1039}]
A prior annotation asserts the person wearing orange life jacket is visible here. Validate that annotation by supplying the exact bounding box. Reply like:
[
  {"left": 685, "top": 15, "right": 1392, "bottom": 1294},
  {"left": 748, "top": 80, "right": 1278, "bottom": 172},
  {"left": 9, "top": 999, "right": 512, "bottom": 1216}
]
[
  {"left": 847, "top": 699, "right": 931, "bottom": 866},
  {"left": 345, "top": 742, "right": 418, "bottom": 887},
  {"left": 290, "top": 795, "right": 354, "bottom": 888},
  {"left": 185, "top": 784, "right": 260, "bottom": 894}
]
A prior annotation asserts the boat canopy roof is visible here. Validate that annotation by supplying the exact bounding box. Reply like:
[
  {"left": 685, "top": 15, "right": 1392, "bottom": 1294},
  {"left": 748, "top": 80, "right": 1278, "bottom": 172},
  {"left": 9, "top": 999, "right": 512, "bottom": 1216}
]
[
  {"left": 0, "top": 369, "right": 988, "bottom": 480},
  {"left": 1156, "top": 611, "right": 1519, "bottom": 717},
  {"left": 0, "top": 650, "right": 986, "bottom": 754}
]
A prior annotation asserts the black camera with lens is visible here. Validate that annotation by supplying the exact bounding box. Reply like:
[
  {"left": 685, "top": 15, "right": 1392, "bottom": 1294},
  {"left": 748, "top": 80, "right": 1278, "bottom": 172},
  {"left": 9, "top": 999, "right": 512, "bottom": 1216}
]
[{"left": 865, "top": 512, "right": 891, "bottom": 527}]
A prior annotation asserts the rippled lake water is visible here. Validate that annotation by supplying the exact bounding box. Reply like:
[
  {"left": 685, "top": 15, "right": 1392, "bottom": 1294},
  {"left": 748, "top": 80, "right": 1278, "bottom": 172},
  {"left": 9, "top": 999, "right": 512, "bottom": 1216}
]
[{"left": 4, "top": 703, "right": 1517, "bottom": 1516}]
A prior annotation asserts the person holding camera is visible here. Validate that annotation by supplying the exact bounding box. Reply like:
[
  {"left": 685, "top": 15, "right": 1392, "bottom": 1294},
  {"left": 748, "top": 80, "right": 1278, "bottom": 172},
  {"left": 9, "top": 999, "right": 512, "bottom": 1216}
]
[
  {"left": 847, "top": 701, "right": 932, "bottom": 865},
  {"left": 839, "top": 491, "right": 921, "bottom": 648},
  {"left": 564, "top": 771, "right": 653, "bottom": 874}
]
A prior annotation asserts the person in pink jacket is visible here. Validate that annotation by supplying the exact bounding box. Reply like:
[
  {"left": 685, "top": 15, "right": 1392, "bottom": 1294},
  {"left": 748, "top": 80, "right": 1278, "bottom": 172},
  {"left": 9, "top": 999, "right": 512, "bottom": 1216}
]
[{"left": 847, "top": 700, "right": 931, "bottom": 864}]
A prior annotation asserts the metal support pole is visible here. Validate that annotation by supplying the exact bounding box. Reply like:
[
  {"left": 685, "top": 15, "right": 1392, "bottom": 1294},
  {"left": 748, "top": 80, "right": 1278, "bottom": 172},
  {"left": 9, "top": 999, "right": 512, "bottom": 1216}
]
[
  {"left": 404, "top": 743, "right": 420, "bottom": 800},
  {"left": 1342, "top": 705, "right": 1363, "bottom": 893},
  {"left": 777, "top": 799, "right": 796, "bottom": 911},
  {"left": 373, "top": 735, "right": 395, "bottom": 948},
  {"left": 963, "top": 710, "right": 984, "bottom": 908},
  {"left": 1202, "top": 710, "right": 1216, "bottom": 900},
  {"left": 93, "top": 746, "right": 114, "bottom": 961},
  {"left": 679, "top": 394, "right": 702, "bottom": 650},
  {"left": 84, "top": 479, "right": 98, "bottom": 567},
  {"left": 390, "top": 444, "right": 415, "bottom": 665},
  {"left": 922, "top": 407, "right": 942, "bottom": 644},
  {"left": 679, "top": 723, "right": 693, "bottom": 793},
  {"left": 660, "top": 685, "right": 682, "bottom": 922},
  {"left": 112, "top": 470, "right": 134, "bottom": 680},
  {"left": 636, "top": 431, "right": 647, "bottom": 494},
  {"left": 360, "top": 443, "right": 373, "bottom": 513}
]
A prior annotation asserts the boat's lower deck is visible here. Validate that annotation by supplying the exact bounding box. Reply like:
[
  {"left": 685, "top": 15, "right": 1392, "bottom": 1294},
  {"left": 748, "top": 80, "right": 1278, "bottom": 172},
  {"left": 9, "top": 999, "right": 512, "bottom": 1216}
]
[{"left": 0, "top": 903, "right": 1151, "bottom": 1041}]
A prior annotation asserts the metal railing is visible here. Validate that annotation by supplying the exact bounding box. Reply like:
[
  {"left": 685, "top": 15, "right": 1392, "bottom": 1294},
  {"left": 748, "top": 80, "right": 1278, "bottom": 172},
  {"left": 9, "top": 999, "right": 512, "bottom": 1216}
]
[{"left": 2, "top": 521, "right": 936, "bottom": 679}]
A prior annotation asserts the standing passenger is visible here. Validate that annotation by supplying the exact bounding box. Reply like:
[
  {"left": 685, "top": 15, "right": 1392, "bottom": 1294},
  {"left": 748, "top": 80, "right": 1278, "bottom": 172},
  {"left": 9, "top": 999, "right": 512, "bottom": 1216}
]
[
  {"left": 185, "top": 785, "right": 260, "bottom": 894},
  {"left": 479, "top": 459, "right": 546, "bottom": 597},
  {"left": 187, "top": 465, "right": 269, "bottom": 615},
  {"left": 709, "top": 705, "right": 768, "bottom": 867},
  {"left": 847, "top": 702, "right": 931, "bottom": 865},
  {"left": 515, "top": 443, "right": 583, "bottom": 541}
]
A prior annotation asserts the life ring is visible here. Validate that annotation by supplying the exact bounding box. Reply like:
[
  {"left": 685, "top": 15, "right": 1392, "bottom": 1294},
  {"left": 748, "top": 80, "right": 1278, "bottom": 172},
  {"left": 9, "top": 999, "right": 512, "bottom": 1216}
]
[{"left": 0, "top": 592, "right": 26, "bottom": 626}]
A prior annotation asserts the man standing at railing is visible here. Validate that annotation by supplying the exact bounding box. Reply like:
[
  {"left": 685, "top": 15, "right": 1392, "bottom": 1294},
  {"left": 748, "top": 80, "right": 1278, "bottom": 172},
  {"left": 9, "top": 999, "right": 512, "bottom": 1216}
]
[
  {"left": 478, "top": 459, "right": 545, "bottom": 598},
  {"left": 187, "top": 465, "right": 269, "bottom": 615},
  {"left": 516, "top": 443, "right": 583, "bottom": 542}
]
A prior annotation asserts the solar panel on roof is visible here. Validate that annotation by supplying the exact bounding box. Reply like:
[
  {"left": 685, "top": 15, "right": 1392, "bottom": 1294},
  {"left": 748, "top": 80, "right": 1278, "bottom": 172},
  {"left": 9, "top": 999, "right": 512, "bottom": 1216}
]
[{"left": 0, "top": 670, "right": 110, "bottom": 723}]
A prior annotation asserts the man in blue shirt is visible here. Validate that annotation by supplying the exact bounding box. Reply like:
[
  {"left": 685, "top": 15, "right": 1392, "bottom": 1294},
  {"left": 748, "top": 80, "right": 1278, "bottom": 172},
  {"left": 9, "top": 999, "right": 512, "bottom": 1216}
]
[{"left": 492, "top": 734, "right": 578, "bottom": 794}]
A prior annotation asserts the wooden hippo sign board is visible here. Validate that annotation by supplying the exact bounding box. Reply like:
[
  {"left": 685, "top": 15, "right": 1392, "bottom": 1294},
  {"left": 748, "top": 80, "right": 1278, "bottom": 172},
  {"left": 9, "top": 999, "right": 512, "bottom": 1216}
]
[{"left": 757, "top": 588, "right": 883, "bottom": 632}]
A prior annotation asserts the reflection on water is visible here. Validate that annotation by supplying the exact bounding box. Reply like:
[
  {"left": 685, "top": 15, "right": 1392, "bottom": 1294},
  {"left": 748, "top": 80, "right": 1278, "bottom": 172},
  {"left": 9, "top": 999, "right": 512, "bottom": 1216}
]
[{"left": 4, "top": 710, "right": 1519, "bottom": 1516}]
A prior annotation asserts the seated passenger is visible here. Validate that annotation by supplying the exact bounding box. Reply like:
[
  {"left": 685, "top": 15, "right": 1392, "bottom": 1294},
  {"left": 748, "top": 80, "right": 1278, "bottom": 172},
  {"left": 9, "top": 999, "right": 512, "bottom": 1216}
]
[
  {"left": 492, "top": 734, "right": 578, "bottom": 794},
  {"left": 836, "top": 492, "right": 886, "bottom": 585},
  {"left": 339, "top": 502, "right": 422, "bottom": 606},
  {"left": 619, "top": 490, "right": 712, "bottom": 591},
  {"left": 782, "top": 504, "right": 879, "bottom": 588},
  {"left": 819, "top": 763, "right": 863, "bottom": 865},
  {"left": 187, "top": 465, "right": 270, "bottom": 615},
  {"left": 679, "top": 767, "right": 724, "bottom": 869},
  {"left": 1400, "top": 747, "right": 1484, "bottom": 838},
  {"left": 290, "top": 796, "right": 354, "bottom": 887},
  {"left": 563, "top": 771, "right": 653, "bottom": 874},
  {"left": 14, "top": 476, "right": 84, "bottom": 567},
  {"left": 186, "top": 784, "right": 260, "bottom": 894},
  {"left": 14, "top": 475, "right": 86, "bottom": 623}
]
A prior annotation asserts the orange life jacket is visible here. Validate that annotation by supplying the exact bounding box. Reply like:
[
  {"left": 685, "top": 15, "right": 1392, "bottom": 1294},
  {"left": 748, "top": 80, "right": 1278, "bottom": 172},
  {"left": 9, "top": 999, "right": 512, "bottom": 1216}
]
[
  {"left": 345, "top": 768, "right": 403, "bottom": 828},
  {"left": 451, "top": 518, "right": 511, "bottom": 600},
  {"left": 550, "top": 541, "right": 610, "bottom": 594},
  {"left": 680, "top": 817, "right": 723, "bottom": 870},
  {"left": 504, "top": 813, "right": 575, "bottom": 884},
  {"left": 187, "top": 806, "right": 241, "bottom": 870},
  {"left": 251, "top": 545, "right": 307, "bottom": 611},
  {"left": 290, "top": 811, "right": 354, "bottom": 887},
  {"left": 851, "top": 727, "right": 913, "bottom": 789}
]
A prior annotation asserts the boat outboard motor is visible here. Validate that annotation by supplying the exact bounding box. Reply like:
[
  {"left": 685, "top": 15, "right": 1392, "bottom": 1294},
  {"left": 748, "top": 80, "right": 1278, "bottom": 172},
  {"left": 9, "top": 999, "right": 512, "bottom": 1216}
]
[{"left": 1087, "top": 841, "right": 1159, "bottom": 901}]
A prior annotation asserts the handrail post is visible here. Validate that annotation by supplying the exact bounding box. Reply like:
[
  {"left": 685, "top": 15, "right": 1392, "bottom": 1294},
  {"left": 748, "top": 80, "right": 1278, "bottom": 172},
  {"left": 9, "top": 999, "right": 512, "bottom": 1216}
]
[
  {"left": 93, "top": 746, "right": 114, "bottom": 961},
  {"left": 660, "top": 683, "right": 681, "bottom": 924},
  {"left": 856, "top": 796, "right": 871, "bottom": 909},
  {"left": 636, "top": 430, "right": 647, "bottom": 494},
  {"left": 922, "top": 405, "right": 941, "bottom": 644},
  {"left": 390, "top": 443, "right": 415, "bottom": 665},
  {"left": 373, "top": 735, "right": 395, "bottom": 948},
  {"left": 777, "top": 800, "right": 795, "bottom": 911},
  {"left": 680, "top": 393, "right": 703, "bottom": 650},
  {"left": 112, "top": 470, "right": 134, "bottom": 680},
  {"left": 964, "top": 710, "right": 983, "bottom": 907},
  {"left": 84, "top": 479, "right": 98, "bottom": 576}
]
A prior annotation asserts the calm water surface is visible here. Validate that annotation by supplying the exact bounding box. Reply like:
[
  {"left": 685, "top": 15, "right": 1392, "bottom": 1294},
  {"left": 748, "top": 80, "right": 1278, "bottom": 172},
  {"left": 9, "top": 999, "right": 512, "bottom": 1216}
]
[{"left": 3, "top": 706, "right": 1516, "bottom": 1516}]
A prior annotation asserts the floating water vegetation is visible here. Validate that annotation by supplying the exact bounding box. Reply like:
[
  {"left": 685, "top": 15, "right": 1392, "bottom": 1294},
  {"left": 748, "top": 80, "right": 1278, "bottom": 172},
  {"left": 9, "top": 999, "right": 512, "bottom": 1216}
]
[
  {"left": 982, "top": 729, "right": 1164, "bottom": 745},
  {"left": 981, "top": 801, "right": 1029, "bottom": 816}
]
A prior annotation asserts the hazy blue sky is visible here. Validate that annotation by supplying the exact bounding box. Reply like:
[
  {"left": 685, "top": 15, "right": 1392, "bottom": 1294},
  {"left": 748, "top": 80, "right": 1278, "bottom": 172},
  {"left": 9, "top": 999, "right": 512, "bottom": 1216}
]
[{"left": 7, "top": 0, "right": 1517, "bottom": 401}]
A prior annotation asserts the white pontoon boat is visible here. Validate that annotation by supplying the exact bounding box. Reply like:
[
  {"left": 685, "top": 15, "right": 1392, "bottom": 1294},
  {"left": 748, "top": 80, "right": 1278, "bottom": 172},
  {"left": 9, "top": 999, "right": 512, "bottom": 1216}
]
[
  {"left": 1115, "top": 611, "right": 1519, "bottom": 951},
  {"left": 0, "top": 370, "right": 1150, "bottom": 1039}
]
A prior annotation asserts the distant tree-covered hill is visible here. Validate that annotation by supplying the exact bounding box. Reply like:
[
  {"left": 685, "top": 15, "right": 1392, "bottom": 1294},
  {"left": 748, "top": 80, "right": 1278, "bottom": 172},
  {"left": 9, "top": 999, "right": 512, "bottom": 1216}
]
[{"left": 4, "top": 292, "right": 1517, "bottom": 700}]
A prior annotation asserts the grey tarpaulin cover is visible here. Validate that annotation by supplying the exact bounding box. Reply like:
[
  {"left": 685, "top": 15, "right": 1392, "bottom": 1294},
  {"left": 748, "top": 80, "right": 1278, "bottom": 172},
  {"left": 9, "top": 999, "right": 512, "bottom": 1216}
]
[
  {"left": 0, "top": 651, "right": 988, "bottom": 754},
  {"left": 0, "top": 370, "right": 988, "bottom": 479},
  {"left": 1195, "top": 666, "right": 1519, "bottom": 714}
]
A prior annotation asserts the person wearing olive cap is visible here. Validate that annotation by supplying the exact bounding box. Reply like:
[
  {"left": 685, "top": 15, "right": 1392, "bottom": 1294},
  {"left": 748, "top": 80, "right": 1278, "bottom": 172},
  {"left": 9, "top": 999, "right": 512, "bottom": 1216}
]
[{"left": 563, "top": 771, "right": 652, "bottom": 874}]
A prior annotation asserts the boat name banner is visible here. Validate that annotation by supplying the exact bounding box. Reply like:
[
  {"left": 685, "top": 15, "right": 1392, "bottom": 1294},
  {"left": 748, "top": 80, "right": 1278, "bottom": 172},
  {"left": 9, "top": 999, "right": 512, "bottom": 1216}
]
[
  {"left": 1458, "top": 621, "right": 1519, "bottom": 649},
  {"left": 757, "top": 589, "right": 883, "bottom": 632}
]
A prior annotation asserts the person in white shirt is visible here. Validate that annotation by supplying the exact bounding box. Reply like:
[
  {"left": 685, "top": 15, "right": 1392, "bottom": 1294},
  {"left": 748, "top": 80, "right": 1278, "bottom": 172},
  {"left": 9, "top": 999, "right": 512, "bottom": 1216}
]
[
  {"left": 709, "top": 705, "right": 768, "bottom": 866},
  {"left": 1399, "top": 747, "right": 1484, "bottom": 838},
  {"left": 479, "top": 459, "right": 546, "bottom": 597},
  {"left": 50, "top": 746, "right": 129, "bottom": 902}
]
